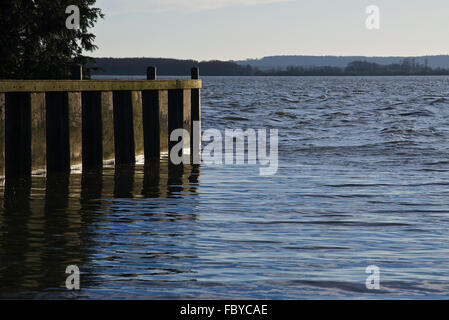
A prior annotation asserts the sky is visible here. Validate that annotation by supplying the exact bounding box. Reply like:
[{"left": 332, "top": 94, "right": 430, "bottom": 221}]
[{"left": 91, "top": 0, "right": 449, "bottom": 61}]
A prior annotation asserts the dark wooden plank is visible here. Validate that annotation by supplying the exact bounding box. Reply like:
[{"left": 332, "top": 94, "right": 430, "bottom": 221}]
[
  {"left": 5, "top": 92, "right": 31, "bottom": 177},
  {"left": 46, "top": 92, "right": 70, "bottom": 173},
  {"left": 113, "top": 91, "right": 135, "bottom": 165},
  {"left": 82, "top": 91, "right": 103, "bottom": 168}
]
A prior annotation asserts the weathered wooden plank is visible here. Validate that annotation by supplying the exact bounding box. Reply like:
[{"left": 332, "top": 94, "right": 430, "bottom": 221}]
[
  {"left": 168, "top": 89, "right": 192, "bottom": 162},
  {"left": 82, "top": 91, "right": 103, "bottom": 168},
  {"left": 69, "top": 92, "right": 82, "bottom": 167},
  {"left": 132, "top": 91, "right": 144, "bottom": 158},
  {"left": 191, "top": 68, "right": 201, "bottom": 163},
  {"left": 30, "top": 93, "right": 46, "bottom": 171},
  {"left": 0, "top": 80, "right": 202, "bottom": 93},
  {"left": 147, "top": 67, "right": 157, "bottom": 80},
  {"left": 0, "top": 93, "right": 5, "bottom": 177},
  {"left": 182, "top": 89, "right": 191, "bottom": 154},
  {"left": 46, "top": 92, "right": 70, "bottom": 173},
  {"left": 159, "top": 91, "right": 169, "bottom": 154},
  {"left": 101, "top": 91, "right": 114, "bottom": 161},
  {"left": 142, "top": 89, "right": 169, "bottom": 159},
  {"left": 113, "top": 91, "right": 135, "bottom": 165},
  {"left": 5, "top": 92, "right": 32, "bottom": 177}
]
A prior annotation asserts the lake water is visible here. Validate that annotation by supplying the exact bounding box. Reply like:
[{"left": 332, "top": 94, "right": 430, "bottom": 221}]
[{"left": 1, "top": 76, "right": 449, "bottom": 299}]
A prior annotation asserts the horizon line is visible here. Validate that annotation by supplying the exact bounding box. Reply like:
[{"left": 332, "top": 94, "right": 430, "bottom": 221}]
[{"left": 88, "top": 54, "right": 449, "bottom": 62}]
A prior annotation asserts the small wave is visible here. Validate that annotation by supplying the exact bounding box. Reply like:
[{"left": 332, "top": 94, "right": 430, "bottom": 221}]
[
  {"left": 222, "top": 116, "right": 248, "bottom": 121},
  {"left": 274, "top": 111, "right": 297, "bottom": 119},
  {"left": 399, "top": 110, "right": 434, "bottom": 117},
  {"left": 242, "top": 220, "right": 411, "bottom": 227},
  {"left": 429, "top": 97, "right": 447, "bottom": 105},
  {"left": 281, "top": 97, "right": 301, "bottom": 103},
  {"left": 381, "top": 127, "right": 417, "bottom": 134}
]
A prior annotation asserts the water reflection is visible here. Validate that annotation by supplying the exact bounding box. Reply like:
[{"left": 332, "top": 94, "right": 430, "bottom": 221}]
[
  {"left": 0, "top": 159, "right": 200, "bottom": 298},
  {"left": 114, "top": 165, "right": 135, "bottom": 198},
  {"left": 1, "top": 177, "right": 32, "bottom": 292}
]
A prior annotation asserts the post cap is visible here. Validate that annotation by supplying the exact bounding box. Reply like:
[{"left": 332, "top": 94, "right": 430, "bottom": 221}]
[
  {"left": 191, "top": 67, "right": 199, "bottom": 79},
  {"left": 147, "top": 66, "right": 157, "bottom": 80},
  {"left": 71, "top": 64, "right": 83, "bottom": 80}
]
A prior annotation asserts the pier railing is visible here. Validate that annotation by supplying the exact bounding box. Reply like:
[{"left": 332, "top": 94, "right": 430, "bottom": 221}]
[{"left": 0, "top": 67, "right": 202, "bottom": 178}]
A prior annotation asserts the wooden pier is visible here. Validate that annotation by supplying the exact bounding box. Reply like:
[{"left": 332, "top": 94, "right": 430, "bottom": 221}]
[{"left": 0, "top": 67, "right": 202, "bottom": 178}]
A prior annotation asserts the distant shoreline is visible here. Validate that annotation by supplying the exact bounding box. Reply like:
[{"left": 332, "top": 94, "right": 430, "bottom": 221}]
[
  {"left": 89, "top": 57, "right": 449, "bottom": 78},
  {"left": 92, "top": 74, "right": 449, "bottom": 79}
]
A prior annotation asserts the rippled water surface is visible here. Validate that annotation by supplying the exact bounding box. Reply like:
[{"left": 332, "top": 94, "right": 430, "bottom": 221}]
[{"left": 2, "top": 76, "right": 449, "bottom": 299}]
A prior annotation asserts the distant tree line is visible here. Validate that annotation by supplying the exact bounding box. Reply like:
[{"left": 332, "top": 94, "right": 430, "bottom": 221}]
[
  {"left": 262, "top": 58, "right": 449, "bottom": 76},
  {"left": 0, "top": 0, "right": 103, "bottom": 79},
  {"left": 90, "top": 57, "right": 449, "bottom": 76},
  {"left": 89, "top": 58, "right": 257, "bottom": 76},
  {"left": 238, "top": 55, "right": 449, "bottom": 70}
]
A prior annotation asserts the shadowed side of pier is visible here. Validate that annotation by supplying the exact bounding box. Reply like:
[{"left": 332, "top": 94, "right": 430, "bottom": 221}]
[
  {"left": 142, "top": 67, "right": 169, "bottom": 161},
  {"left": 113, "top": 90, "right": 135, "bottom": 165},
  {"left": 5, "top": 92, "right": 31, "bottom": 178},
  {"left": 82, "top": 91, "right": 103, "bottom": 168},
  {"left": 0, "top": 67, "right": 202, "bottom": 179},
  {"left": 0, "top": 93, "right": 4, "bottom": 177},
  {"left": 191, "top": 68, "right": 201, "bottom": 163}
]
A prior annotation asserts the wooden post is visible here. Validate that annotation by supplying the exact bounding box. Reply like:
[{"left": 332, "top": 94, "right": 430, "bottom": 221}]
[
  {"left": 0, "top": 93, "right": 5, "bottom": 177},
  {"left": 158, "top": 90, "right": 169, "bottom": 155},
  {"left": 82, "top": 91, "right": 103, "bottom": 168},
  {"left": 168, "top": 88, "right": 191, "bottom": 163},
  {"left": 69, "top": 64, "right": 83, "bottom": 167},
  {"left": 142, "top": 90, "right": 169, "bottom": 159},
  {"left": 191, "top": 68, "right": 201, "bottom": 164},
  {"left": 30, "top": 93, "right": 46, "bottom": 172},
  {"left": 132, "top": 91, "right": 144, "bottom": 159},
  {"left": 5, "top": 92, "right": 32, "bottom": 178},
  {"left": 147, "top": 66, "right": 157, "bottom": 80},
  {"left": 113, "top": 91, "right": 135, "bottom": 165},
  {"left": 101, "top": 91, "right": 115, "bottom": 161},
  {"left": 191, "top": 67, "right": 199, "bottom": 80},
  {"left": 142, "top": 67, "right": 169, "bottom": 160},
  {"left": 168, "top": 90, "right": 183, "bottom": 162},
  {"left": 68, "top": 92, "right": 82, "bottom": 166},
  {"left": 71, "top": 64, "right": 83, "bottom": 81},
  {"left": 46, "top": 92, "right": 70, "bottom": 173},
  {"left": 182, "top": 89, "right": 191, "bottom": 154}
]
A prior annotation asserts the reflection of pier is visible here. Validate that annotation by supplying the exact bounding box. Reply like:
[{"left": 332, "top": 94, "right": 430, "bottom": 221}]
[
  {"left": 0, "top": 67, "right": 201, "bottom": 178},
  {"left": 0, "top": 159, "right": 200, "bottom": 296}
]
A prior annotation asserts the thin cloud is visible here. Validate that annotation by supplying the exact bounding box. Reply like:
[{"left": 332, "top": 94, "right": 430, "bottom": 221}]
[{"left": 99, "top": 0, "right": 290, "bottom": 14}]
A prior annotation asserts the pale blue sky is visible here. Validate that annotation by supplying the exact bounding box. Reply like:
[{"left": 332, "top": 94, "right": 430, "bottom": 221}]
[{"left": 91, "top": 0, "right": 449, "bottom": 60}]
